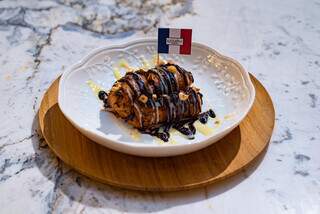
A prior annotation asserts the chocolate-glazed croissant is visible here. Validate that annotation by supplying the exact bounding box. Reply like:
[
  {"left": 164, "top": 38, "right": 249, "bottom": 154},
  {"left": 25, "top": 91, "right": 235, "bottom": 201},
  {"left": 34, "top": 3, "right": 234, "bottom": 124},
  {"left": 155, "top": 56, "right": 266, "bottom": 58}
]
[{"left": 99, "top": 63, "right": 215, "bottom": 141}]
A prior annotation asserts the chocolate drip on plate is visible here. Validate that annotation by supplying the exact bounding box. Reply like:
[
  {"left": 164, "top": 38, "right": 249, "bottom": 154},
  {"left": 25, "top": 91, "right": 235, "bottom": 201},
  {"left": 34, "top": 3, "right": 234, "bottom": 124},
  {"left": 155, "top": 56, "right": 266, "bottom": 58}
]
[{"left": 99, "top": 63, "right": 216, "bottom": 142}]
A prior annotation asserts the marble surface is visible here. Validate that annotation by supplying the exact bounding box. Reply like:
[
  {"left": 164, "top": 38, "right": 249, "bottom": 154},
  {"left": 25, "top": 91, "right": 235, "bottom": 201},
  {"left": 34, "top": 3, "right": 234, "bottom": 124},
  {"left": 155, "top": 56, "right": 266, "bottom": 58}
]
[{"left": 0, "top": 0, "right": 319, "bottom": 213}]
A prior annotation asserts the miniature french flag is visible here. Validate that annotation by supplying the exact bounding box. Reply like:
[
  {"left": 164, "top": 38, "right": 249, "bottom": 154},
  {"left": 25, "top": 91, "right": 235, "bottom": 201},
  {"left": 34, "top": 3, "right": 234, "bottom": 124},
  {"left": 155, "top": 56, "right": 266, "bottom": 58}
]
[{"left": 158, "top": 28, "right": 192, "bottom": 55}]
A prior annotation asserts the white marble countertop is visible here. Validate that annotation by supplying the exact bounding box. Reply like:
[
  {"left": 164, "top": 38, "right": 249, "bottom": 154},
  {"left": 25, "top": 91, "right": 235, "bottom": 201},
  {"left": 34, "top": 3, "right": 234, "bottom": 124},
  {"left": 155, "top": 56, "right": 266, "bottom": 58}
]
[{"left": 0, "top": 0, "right": 319, "bottom": 213}]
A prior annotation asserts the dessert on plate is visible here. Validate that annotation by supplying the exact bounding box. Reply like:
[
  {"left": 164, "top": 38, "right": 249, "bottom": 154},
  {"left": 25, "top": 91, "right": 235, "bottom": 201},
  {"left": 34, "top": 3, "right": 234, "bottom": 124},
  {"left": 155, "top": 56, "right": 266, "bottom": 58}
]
[{"left": 98, "top": 61, "right": 215, "bottom": 142}]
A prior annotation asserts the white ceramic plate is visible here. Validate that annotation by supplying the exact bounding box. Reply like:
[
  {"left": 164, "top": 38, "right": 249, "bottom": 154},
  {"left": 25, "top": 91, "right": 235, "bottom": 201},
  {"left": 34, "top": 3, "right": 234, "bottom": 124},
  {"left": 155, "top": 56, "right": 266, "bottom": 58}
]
[{"left": 58, "top": 39, "right": 255, "bottom": 157}]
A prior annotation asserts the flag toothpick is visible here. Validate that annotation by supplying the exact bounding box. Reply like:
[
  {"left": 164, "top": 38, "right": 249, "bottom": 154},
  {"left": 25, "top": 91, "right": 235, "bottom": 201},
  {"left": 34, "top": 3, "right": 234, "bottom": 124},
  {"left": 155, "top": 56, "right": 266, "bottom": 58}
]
[{"left": 157, "top": 28, "right": 192, "bottom": 55}]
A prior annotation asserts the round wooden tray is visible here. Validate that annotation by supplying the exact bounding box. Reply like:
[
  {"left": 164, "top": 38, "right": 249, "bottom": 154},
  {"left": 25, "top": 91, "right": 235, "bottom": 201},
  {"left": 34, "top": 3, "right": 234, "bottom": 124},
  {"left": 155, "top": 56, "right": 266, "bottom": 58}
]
[{"left": 38, "top": 74, "right": 274, "bottom": 191}]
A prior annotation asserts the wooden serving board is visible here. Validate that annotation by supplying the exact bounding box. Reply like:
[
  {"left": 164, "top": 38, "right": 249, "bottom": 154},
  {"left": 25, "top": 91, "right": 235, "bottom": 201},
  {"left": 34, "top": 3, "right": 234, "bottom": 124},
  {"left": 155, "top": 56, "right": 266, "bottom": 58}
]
[{"left": 38, "top": 75, "right": 275, "bottom": 191}]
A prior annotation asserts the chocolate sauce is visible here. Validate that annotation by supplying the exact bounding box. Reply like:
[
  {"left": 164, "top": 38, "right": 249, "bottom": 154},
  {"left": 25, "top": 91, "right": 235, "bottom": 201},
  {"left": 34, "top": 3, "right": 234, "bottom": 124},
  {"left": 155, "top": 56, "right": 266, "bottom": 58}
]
[
  {"left": 98, "top": 91, "right": 109, "bottom": 108},
  {"left": 199, "top": 112, "right": 209, "bottom": 124},
  {"left": 138, "top": 107, "right": 216, "bottom": 142},
  {"left": 119, "top": 72, "right": 149, "bottom": 98},
  {"left": 148, "top": 68, "right": 168, "bottom": 94},
  {"left": 158, "top": 66, "right": 177, "bottom": 94},
  {"left": 100, "top": 63, "right": 216, "bottom": 142},
  {"left": 188, "top": 122, "right": 196, "bottom": 135},
  {"left": 172, "top": 109, "right": 216, "bottom": 139},
  {"left": 174, "top": 64, "right": 188, "bottom": 86}
]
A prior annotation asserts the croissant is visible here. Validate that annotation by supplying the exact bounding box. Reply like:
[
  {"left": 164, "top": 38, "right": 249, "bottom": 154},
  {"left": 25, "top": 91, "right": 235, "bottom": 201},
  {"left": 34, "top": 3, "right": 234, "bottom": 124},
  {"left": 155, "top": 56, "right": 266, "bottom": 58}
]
[{"left": 99, "top": 63, "right": 215, "bottom": 141}]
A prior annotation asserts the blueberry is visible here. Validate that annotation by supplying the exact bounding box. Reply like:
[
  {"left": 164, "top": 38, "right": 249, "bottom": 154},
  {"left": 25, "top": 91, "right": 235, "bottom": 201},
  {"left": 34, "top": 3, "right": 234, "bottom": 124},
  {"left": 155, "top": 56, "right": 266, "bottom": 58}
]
[
  {"left": 208, "top": 109, "right": 216, "bottom": 118},
  {"left": 98, "top": 91, "right": 107, "bottom": 100}
]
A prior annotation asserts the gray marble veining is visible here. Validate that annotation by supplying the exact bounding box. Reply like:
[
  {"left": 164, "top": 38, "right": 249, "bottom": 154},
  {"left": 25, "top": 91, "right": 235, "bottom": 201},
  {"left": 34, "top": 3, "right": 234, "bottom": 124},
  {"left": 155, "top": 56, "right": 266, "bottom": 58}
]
[{"left": 0, "top": 0, "right": 319, "bottom": 213}]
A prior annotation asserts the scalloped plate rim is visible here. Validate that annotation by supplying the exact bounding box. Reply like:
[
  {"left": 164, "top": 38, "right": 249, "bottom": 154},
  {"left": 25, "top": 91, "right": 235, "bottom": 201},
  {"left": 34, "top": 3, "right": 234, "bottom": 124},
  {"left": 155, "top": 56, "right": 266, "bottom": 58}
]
[{"left": 58, "top": 38, "right": 255, "bottom": 153}]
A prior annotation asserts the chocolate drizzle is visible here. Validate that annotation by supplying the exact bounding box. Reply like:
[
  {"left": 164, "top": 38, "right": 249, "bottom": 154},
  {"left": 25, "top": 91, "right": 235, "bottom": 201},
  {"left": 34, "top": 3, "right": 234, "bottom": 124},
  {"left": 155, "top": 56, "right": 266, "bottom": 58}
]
[{"left": 99, "top": 63, "right": 216, "bottom": 142}]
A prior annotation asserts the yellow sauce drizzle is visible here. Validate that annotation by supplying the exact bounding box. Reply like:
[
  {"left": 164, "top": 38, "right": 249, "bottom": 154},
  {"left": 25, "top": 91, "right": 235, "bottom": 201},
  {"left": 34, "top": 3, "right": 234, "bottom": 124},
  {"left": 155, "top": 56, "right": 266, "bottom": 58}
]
[
  {"left": 113, "top": 67, "right": 121, "bottom": 80},
  {"left": 194, "top": 121, "right": 214, "bottom": 136},
  {"left": 169, "top": 129, "right": 186, "bottom": 138},
  {"left": 140, "top": 56, "right": 151, "bottom": 69},
  {"left": 119, "top": 59, "right": 137, "bottom": 72},
  {"left": 154, "top": 130, "right": 178, "bottom": 145},
  {"left": 155, "top": 138, "right": 177, "bottom": 145},
  {"left": 130, "top": 129, "right": 141, "bottom": 141},
  {"left": 119, "top": 59, "right": 130, "bottom": 69},
  {"left": 155, "top": 138, "right": 165, "bottom": 145},
  {"left": 86, "top": 80, "right": 103, "bottom": 96},
  {"left": 152, "top": 54, "right": 158, "bottom": 66},
  {"left": 224, "top": 113, "right": 234, "bottom": 120},
  {"left": 213, "top": 118, "right": 222, "bottom": 128},
  {"left": 169, "top": 138, "right": 178, "bottom": 144},
  {"left": 168, "top": 129, "right": 179, "bottom": 144}
]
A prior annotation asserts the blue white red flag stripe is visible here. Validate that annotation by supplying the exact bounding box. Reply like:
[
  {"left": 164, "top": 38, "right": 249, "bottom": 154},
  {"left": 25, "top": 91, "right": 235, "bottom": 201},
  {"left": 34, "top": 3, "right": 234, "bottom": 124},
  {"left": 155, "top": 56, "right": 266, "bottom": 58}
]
[{"left": 158, "top": 28, "right": 192, "bottom": 55}]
